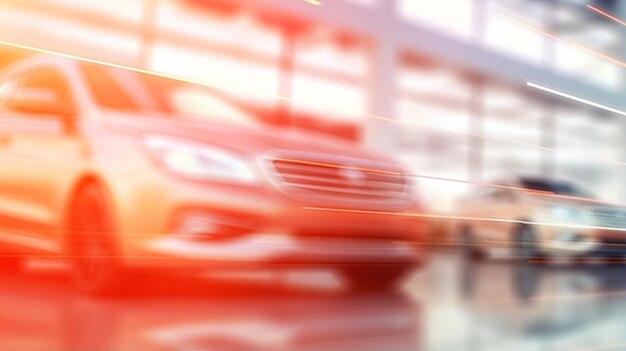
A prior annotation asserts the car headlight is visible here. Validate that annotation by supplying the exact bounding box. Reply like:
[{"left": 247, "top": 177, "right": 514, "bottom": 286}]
[
  {"left": 143, "top": 136, "right": 255, "bottom": 183},
  {"left": 555, "top": 232, "right": 585, "bottom": 242},
  {"left": 547, "top": 205, "right": 584, "bottom": 222}
]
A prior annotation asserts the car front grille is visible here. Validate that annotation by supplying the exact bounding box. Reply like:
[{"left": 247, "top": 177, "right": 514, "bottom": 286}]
[
  {"left": 590, "top": 206, "right": 626, "bottom": 229},
  {"left": 263, "top": 152, "right": 410, "bottom": 206}
]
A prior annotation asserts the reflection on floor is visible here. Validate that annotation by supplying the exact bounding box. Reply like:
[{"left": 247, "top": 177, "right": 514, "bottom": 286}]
[
  {"left": 0, "top": 265, "right": 419, "bottom": 351},
  {"left": 3, "top": 252, "right": 626, "bottom": 351},
  {"left": 412, "top": 252, "right": 626, "bottom": 351}
]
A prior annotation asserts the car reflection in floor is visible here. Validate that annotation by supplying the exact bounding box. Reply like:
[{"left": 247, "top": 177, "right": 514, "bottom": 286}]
[
  {"left": 7, "top": 252, "right": 626, "bottom": 351},
  {"left": 0, "top": 263, "right": 421, "bottom": 351},
  {"left": 453, "top": 255, "right": 626, "bottom": 351}
]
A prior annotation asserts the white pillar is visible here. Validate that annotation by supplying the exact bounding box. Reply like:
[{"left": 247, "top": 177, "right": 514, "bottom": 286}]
[
  {"left": 617, "top": 0, "right": 626, "bottom": 202},
  {"left": 364, "top": 0, "right": 397, "bottom": 153}
]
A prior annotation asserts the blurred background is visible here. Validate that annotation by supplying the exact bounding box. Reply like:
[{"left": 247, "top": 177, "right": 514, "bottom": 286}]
[
  {"left": 4, "top": 0, "right": 626, "bottom": 208},
  {"left": 3, "top": 0, "right": 626, "bottom": 350},
  {"left": 1, "top": 0, "right": 625, "bottom": 210}
]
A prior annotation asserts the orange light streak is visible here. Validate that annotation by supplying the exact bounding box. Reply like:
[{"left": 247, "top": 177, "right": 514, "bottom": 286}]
[
  {"left": 499, "top": 13, "right": 626, "bottom": 68},
  {"left": 587, "top": 4, "right": 626, "bottom": 27},
  {"left": 267, "top": 157, "right": 406, "bottom": 176},
  {"left": 498, "top": 13, "right": 566, "bottom": 43},
  {"left": 303, "top": 206, "right": 626, "bottom": 233},
  {"left": 270, "top": 153, "right": 626, "bottom": 207},
  {"left": 0, "top": 39, "right": 290, "bottom": 100}
]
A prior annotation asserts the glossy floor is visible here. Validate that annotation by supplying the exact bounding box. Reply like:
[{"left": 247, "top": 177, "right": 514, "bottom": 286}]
[{"left": 1, "top": 252, "right": 625, "bottom": 351}]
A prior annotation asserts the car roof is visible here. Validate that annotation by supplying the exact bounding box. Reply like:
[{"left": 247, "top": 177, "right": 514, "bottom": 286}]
[
  {"left": 515, "top": 175, "right": 574, "bottom": 187},
  {"left": 0, "top": 54, "right": 80, "bottom": 77}
]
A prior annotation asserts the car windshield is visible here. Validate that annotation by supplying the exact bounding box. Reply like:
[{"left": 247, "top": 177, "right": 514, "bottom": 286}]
[
  {"left": 519, "top": 178, "right": 593, "bottom": 197},
  {"left": 79, "top": 62, "right": 261, "bottom": 128}
]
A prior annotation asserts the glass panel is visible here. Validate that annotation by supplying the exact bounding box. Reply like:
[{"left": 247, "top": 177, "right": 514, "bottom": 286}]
[
  {"left": 395, "top": 53, "right": 473, "bottom": 212},
  {"left": 291, "top": 27, "right": 368, "bottom": 123},
  {"left": 485, "top": 0, "right": 545, "bottom": 64},
  {"left": 483, "top": 84, "right": 543, "bottom": 180},
  {"left": 553, "top": 6, "right": 622, "bottom": 89},
  {"left": 291, "top": 74, "right": 366, "bottom": 122},
  {"left": 555, "top": 106, "right": 623, "bottom": 201},
  {"left": 397, "top": 0, "right": 474, "bottom": 41},
  {"left": 151, "top": 43, "right": 280, "bottom": 105},
  {"left": 157, "top": 0, "right": 282, "bottom": 57}
]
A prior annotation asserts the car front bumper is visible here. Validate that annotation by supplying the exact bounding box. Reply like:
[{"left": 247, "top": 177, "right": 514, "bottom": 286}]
[
  {"left": 114, "top": 177, "right": 424, "bottom": 269},
  {"left": 123, "top": 234, "right": 420, "bottom": 270},
  {"left": 538, "top": 238, "right": 598, "bottom": 256}
]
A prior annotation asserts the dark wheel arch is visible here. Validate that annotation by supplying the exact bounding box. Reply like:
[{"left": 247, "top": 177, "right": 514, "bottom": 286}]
[
  {"left": 62, "top": 174, "right": 119, "bottom": 251},
  {"left": 64, "top": 176, "right": 124, "bottom": 294},
  {"left": 513, "top": 220, "right": 540, "bottom": 260},
  {"left": 459, "top": 224, "right": 482, "bottom": 259}
]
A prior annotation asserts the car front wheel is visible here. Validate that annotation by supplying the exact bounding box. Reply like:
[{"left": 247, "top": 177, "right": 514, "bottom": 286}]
[
  {"left": 460, "top": 226, "right": 483, "bottom": 260},
  {"left": 515, "top": 224, "right": 539, "bottom": 261},
  {"left": 68, "top": 181, "right": 121, "bottom": 294}
]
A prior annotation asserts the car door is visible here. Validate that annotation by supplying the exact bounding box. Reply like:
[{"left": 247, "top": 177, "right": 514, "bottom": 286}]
[
  {"left": 475, "top": 185, "right": 520, "bottom": 245},
  {"left": 460, "top": 186, "right": 492, "bottom": 243},
  {"left": 462, "top": 184, "right": 517, "bottom": 244},
  {"left": 0, "top": 65, "right": 84, "bottom": 252}
]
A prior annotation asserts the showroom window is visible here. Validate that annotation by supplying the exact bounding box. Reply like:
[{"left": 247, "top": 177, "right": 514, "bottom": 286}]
[
  {"left": 395, "top": 52, "right": 473, "bottom": 212},
  {"left": 151, "top": 0, "right": 282, "bottom": 105},
  {"left": 482, "top": 83, "right": 543, "bottom": 180},
  {"left": 555, "top": 105, "right": 623, "bottom": 201},
  {"left": 291, "top": 28, "right": 369, "bottom": 123},
  {"left": 485, "top": 0, "right": 545, "bottom": 64},
  {"left": 554, "top": 30, "right": 622, "bottom": 90},
  {"left": 397, "top": 0, "right": 475, "bottom": 41}
]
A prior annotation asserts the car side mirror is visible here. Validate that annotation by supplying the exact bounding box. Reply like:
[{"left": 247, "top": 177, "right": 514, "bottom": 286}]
[{"left": 7, "top": 87, "right": 73, "bottom": 118}]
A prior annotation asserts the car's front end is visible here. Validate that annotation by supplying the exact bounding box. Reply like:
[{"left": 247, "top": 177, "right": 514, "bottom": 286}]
[
  {"left": 583, "top": 205, "right": 626, "bottom": 257},
  {"left": 529, "top": 201, "right": 598, "bottom": 257},
  {"left": 95, "top": 125, "right": 423, "bottom": 278}
]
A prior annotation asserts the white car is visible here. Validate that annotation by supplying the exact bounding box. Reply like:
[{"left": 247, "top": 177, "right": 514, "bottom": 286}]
[{"left": 457, "top": 176, "right": 601, "bottom": 259}]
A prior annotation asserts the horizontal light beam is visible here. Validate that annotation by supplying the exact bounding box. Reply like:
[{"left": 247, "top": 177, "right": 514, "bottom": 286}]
[{"left": 527, "top": 82, "right": 626, "bottom": 117}]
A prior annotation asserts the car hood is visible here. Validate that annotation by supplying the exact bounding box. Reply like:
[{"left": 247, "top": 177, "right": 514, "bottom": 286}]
[
  {"left": 525, "top": 193, "right": 625, "bottom": 210},
  {"left": 102, "top": 111, "right": 402, "bottom": 168}
]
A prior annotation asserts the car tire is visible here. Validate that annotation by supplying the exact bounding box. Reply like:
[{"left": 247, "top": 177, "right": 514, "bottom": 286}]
[
  {"left": 67, "top": 181, "right": 121, "bottom": 295},
  {"left": 341, "top": 265, "right": 414, "bottom": 293},
  {"left": 515, "top": 224, "right": 540, "bottom": 261},
  {"left": 460, "top": 226, "right": 482, "bottom": 260}
]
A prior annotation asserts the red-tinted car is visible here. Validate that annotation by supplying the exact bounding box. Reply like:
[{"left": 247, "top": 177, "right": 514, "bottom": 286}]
[{"left": 0, "top": 56, "right": 422, "bottom": 293}]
